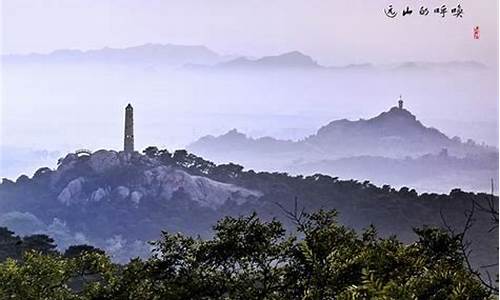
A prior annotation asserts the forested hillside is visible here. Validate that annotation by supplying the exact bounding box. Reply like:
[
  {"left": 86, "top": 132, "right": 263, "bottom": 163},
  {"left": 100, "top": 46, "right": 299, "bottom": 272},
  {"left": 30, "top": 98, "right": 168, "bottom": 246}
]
[{"left": 0, "top": 148, "right": 497, "bottom": 276}]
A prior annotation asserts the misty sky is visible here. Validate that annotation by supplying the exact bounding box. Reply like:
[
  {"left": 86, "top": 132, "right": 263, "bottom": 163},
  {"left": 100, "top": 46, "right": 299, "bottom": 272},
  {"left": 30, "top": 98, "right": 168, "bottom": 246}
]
[
  {"left": 1, "top": 0, "right": 498, "bottom": 66},
  {"left": 0, "top": 0, "right": 498, "bottom": 181}
]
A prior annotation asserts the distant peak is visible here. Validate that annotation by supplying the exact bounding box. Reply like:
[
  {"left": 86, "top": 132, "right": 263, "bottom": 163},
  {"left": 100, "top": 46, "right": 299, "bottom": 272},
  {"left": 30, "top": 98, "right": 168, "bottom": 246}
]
[
  {"left": 263, "top": 51, "right": 317, "bottom": 66},
  {"left": 219, "top": 51, "right": 319, "bottom": 69},
  {"left": 279, "top": 51, "right": 308, "bottom": 58},
  {"left": 3, "top": 43, "right": 223, "bottom": 66},
  {"left": 225, "top": 128, "right": 244, "bottom": 136},
  {"left": 387, "top": 106, "right": 413, "bottom": 116}
]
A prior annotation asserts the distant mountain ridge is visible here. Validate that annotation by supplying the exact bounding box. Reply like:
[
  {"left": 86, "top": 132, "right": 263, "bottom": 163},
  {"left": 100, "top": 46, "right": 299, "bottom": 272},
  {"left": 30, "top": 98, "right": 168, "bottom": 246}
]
[
  {"left": 287, "top": 151, "right": 498, "bottom": 193},
  {"left": 1, "top": 43, "right": 227, "bottom": 66},
  {"left": 393, "top": 61, "right": 487, "bottom": 71},
  {"left": 2, "top": 43, "right": 488, "bottom": 70},
  {"left": 187, "top": 104, "right": 498, "bottom": 192},
  {"left": 217, "top": 51, "right": 320, "bottom": 69},
  {"left": 189, "top": 104, "right": 495, "bottom": 160}
]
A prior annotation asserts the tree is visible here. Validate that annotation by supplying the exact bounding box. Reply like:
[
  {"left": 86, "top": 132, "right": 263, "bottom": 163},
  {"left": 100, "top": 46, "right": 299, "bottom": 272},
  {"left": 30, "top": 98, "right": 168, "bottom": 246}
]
[
  {"left": 0, "top": 250, "right": 114, "bottom": 300},
  {"left": 440, "top": 187, "right": 499, "bottom": 295},
  {"left": 0, "top": 227, "right": 22, "bottom": 261},
  {"left": 21, "top": 234, "right": 57, "bottom": 256},
  {"left": 157, "top": 149, "right": 173, "bottom": 164},
  {"left": 0, "top": 212, "right": 493, "bottom": 299},
  {"left": 172, "top": 149, "right": 188, "bottom": 165},
  {"left": 64, "top": 244, "right": 105, "bottom": 258},
  {"left": 143, "top": 146, "right": 159, "bottom": 158},
  {"left": 210, "top": 163, "right": 244, "bottom": 181}
]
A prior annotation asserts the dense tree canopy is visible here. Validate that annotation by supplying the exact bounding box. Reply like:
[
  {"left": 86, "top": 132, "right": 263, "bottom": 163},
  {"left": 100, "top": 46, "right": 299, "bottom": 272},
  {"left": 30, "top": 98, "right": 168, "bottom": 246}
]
[{"left": 0, "top": 210, "right": 494, "bottom": 299}]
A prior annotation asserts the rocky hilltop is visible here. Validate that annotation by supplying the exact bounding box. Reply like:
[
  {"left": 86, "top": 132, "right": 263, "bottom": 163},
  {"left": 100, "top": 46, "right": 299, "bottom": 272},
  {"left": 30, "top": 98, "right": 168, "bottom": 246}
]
[
  {"left": 52, "top": 150, "right": 260, "bottom": 208},
  {"left": 0, "top": 150, "right": 263, "bottom": 261},
  {"left": 0, "top": 148, "right": 497, "bottom": 267}
]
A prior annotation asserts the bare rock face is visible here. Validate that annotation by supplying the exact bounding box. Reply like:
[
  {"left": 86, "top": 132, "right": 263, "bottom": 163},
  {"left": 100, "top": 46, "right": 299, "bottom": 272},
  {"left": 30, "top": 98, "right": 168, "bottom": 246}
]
[
  {"left": 45, "top": 150, "right": 262, "bottom": 209},
  {"left": 90, "top": 188, "right": 108, "bottom": 202},
  {"left": 144, "top": 166, "right": 261, "bottom": 208},
  {"left": 189, "top": 175, "right": 261, "bottom": 207},
  {"left": 57, "top": 177, "right": 85, "bottom": 206},
  {"left": 114, "top": 186, "right": 130, "bottom": 199},
  {"left": 89, "top": 150, "right": 120, "bottom": 173},
  {"left": 130, "top": 191, "right": 143, "bottom": 206}
]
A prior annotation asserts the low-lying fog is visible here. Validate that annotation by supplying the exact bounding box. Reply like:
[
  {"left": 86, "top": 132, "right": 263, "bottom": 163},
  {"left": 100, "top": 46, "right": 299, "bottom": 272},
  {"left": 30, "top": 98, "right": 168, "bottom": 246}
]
[{"left": 1, "top": 60, "right": 498, "bottom": 183}]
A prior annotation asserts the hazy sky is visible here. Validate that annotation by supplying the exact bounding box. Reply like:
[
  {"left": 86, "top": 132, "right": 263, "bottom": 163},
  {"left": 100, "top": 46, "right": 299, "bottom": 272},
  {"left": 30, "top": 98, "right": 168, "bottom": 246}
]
[{"left": 1, "top": 0, "right": 498, "bottom": 66}]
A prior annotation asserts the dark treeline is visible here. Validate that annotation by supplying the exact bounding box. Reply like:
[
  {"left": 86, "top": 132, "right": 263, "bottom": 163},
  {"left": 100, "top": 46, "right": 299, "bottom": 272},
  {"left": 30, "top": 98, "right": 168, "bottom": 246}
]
[{"left": 0, "top": 227, "right": 104, "bottom": 261}]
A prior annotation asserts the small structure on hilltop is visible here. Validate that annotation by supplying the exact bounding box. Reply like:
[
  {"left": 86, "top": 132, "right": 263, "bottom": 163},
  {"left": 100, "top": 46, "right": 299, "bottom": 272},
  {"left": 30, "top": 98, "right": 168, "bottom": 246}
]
[
  {"left": 75, "top": 149, "right": 92, "bottom": 156},
  {"left": 124, "top": 103, "right": 134, "bottom": 152},
  {"left": 398, "top": 95, "right": 404, "bottom": 110}
]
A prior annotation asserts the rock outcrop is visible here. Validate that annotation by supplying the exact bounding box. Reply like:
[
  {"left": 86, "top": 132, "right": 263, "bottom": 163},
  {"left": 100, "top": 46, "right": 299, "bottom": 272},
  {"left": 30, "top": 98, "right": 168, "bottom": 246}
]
[{"left": 47, "top": 150, "right": 260, "bottom": 209}]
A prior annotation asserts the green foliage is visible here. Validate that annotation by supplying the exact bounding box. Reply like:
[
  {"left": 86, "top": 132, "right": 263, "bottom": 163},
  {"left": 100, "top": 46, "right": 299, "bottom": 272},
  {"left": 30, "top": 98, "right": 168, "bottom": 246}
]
[
  {"left": 64, "top": 245, "right": 105, "bottom": 258},
  {"left": 0, "top": 211, "right": 493, "bottom": 299},
  {"left": 20, "top": 234, "right": 58, "bottom": 255},
  {"left": 0, "top": 250, "right": 114, "bottom": 300}
]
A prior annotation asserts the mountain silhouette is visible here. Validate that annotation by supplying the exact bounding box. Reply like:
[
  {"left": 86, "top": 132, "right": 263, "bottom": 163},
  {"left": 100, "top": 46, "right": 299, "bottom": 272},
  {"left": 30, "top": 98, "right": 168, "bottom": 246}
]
[
  {"left": 2, "top": 43, "right": 226, "bottom": 66},
  {"left": 216, "top": 51, "right": 320, "bottom": 69},
  {"left": 304, "top": 106, "right": 453, "bottom": 156},
  {"left": 3, "top": 44, "right": 487, "bottom": 71},
  {"left": 189, "top": 104, "right": 494, "bottom": 160},
  {"left": 187, "top": 104, "right": 497, "bottom": 192}
]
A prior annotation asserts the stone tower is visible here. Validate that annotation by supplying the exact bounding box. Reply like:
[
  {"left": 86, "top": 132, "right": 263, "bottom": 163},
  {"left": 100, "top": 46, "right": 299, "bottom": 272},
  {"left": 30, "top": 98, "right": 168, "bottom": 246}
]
[
  {"left": 398, "top": 95, "right": 403, "bottom": 109},
  {"left": 124, "top": 103, "right": 134, "bottom": 152}
]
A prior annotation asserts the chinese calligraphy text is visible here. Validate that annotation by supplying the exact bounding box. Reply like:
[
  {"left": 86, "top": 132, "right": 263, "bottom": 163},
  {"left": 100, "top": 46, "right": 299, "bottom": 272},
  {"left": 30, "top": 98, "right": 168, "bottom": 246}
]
[{"left": 384, "top": 4, "right": 463, "bottom": 19}]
